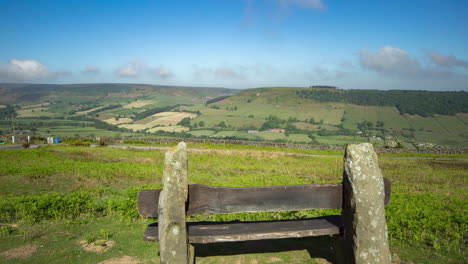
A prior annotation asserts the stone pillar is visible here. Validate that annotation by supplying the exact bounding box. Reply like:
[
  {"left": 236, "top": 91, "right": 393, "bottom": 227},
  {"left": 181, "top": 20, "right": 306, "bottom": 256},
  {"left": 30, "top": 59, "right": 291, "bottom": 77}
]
[
  {"left": 158, "top": 142, "right": 190, "bottom": 264},
  {"left": 342, "top": 143, "right": 391, "bottom": 264}
]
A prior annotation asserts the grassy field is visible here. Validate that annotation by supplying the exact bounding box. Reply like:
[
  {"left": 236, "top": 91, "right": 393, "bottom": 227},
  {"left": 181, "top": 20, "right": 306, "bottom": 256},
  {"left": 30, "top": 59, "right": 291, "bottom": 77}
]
[{"left": 0, "top": 144, "right": 466, "bottom": 263}]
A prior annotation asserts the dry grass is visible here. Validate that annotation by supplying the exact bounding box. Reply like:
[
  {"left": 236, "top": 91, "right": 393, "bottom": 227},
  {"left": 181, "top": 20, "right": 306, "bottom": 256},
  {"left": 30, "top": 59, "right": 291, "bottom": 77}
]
[
  {"left": 123, "top": 100, "right": 154, "bottom": 109},
  {"left": 147, "top": 125, "right": 189, "bottom": 133},
  {"left": 119, "top": 112, "right": 198, "bottom": 131},
  {"left": 21, "top": 102, "right": 51, "bottom": 109},
  {"left": 1, "top": 244, "right": 38, "bottom": 260},
  {"left": 79, "top": 240, "right": 115, "bottom": 253},
  {"left": 0, "top": 104, "right": 6, "bottom": 108},
  {"left": 117, "top": 124, "right": 149, "bottom": 131},
  {"left": 103, "top": 117, "right": 133, "bottom": 125},
  {"left": 77, "top": 105, "right": 108, "bottom": 115}
]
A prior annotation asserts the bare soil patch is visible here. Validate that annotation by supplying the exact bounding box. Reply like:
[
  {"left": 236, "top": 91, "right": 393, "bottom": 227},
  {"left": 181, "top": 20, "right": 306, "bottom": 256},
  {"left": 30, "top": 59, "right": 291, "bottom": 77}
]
[
  {"left": 1, "top": 244, "right": 38, "bottom": 260},
  {"left": 80, "top": 240, "right": 115, "bottom": 253},
  {"left": 98, "top": 255, "right": 140, "bottom": 264}
]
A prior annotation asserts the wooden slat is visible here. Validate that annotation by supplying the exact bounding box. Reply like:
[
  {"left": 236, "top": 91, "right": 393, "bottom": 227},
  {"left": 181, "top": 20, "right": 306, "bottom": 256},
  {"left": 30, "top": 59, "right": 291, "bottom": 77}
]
[
  {"left": 138, "top": 178, "right": 391, "bottom": 217},
  {"left": 143, "top": 215, "right": 343, "bottom": 243}
]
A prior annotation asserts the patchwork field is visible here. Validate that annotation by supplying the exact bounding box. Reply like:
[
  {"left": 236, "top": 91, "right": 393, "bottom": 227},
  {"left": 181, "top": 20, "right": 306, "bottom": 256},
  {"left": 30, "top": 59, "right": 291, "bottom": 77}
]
[
  {"left": 117, "top": 112, "right": 197, "bottom": 131},
  {"left": 76, "top": 105, "right": 109, "bottom": 115},
  {"left": 20, "top": 102, "right": 52, "bottom": 109},
  {"left": 16, "top": 107, "right": 57, "bottom": 118},
  {"left": 147, "top": 125, "right": 189, "bottom": 133},
  {"left": 136, "top": 112, "right": 197, "bottom": 127},
  {"left": 103, "top": 117, "right": 133, "bottom": 125},
  {"left": 123, "top": 100, "right": 154, "bottom": 109}
]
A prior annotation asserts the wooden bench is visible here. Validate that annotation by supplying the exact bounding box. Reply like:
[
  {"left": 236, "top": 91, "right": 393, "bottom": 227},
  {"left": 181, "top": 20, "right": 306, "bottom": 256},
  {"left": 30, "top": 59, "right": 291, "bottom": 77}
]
[{"left": 138, "top": 142, "right": 392, "bottom": 264}]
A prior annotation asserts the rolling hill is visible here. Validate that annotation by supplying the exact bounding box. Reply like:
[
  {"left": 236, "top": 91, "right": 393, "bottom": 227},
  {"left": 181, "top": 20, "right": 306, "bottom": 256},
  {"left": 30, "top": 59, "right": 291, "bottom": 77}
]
[{"left": 1, "top": 84, "right": 467, "bottom": 148}]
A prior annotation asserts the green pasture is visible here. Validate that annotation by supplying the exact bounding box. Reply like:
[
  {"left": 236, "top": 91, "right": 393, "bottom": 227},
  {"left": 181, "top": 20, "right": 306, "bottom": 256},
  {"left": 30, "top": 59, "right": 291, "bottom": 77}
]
[
  {"left": 187, "top": 129, "right": 216, "bottom": 137},
  {"left": 315, "top": 135, "right": 368, "bottom": 145},
  {"left": 0, "top": 145, "right": 466, "bottom": 263},
  {"left": 16, "top": 108, "right": 57, "bottom": 118},
  {"left": 433, "top": 115, "right": 467, "bottom": 134},
  {"left": 36, "top": 126, "right": 140, "bottom": 138},
  {"left": 342, "top": 105, "right": 410, "bottom": 130}
]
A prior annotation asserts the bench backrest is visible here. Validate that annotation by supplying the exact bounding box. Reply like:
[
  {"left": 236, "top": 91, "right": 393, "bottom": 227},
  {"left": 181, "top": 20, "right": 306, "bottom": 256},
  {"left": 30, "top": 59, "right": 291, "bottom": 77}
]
[{"left": 138, "top": 179, "right": 391, "bottom": 217}]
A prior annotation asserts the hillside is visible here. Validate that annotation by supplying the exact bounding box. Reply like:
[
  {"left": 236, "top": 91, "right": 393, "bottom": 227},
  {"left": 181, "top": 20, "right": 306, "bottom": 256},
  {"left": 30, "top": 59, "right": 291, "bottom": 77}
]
[
  {"left": 1, "top": 85, "right": 467, "bottom": 148},
  {"left": 183, "top": 87, "right": 468, "bottom": 148}
]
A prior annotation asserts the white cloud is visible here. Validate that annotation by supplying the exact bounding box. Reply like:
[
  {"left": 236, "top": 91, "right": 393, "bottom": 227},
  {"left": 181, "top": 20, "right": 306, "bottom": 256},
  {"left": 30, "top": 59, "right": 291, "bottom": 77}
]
[
  {"left": 425, "top": 50, "right": 468, "bottom": 69},
  {"left": 0, "top": 58, "right": 55, "bottom": 82},
  {"left": 360, "top": 46, "right": 422, "bottom": 76},
  {"left": 150, "top": 66, "right": 174, "bottom": 79},
  {"left": 81, "top": 65, "right": 101, "bottom": 75},
  {"left": 359, "top": 46, "right": 460, "bottom": 81},
  {"left": 280, "top": 0, "right": 325, "bottom": 10},
  {"left": 114, "top": 60, "right": 144, "bottom": 78}
]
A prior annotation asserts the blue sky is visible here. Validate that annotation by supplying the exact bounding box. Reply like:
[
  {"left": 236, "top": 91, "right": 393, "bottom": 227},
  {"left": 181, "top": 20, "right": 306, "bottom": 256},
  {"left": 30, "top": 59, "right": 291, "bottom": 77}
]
[{"left": 0, "top": 0, "right": 467, "bottom": 90}]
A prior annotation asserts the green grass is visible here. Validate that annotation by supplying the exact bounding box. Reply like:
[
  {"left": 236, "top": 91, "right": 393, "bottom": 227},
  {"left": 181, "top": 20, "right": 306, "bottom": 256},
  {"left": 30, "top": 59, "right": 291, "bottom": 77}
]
[
  {"left": 0, "top": 138, "right": 466, "bottom": 262},
  {"left": 0, "top": 146, "right": 465, "bottom": 258},
  {"left": 343, "top": 105, "right": 410, "bottom": 130},
  {"left": 315, "top": 135, "right": 368, "bottom": 145},
  {"left": 433, "top": 115, "right": 468, "bottom": 134},
  {"left": 187, "top": 129, "right": 216, "bottom": 136}
]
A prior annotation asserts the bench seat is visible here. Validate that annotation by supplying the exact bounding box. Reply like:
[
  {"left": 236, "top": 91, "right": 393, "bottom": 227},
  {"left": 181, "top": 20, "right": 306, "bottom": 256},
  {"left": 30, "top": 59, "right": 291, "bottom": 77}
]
[{"left": 144, "top": 215, "right": 342, "bottom": 244}]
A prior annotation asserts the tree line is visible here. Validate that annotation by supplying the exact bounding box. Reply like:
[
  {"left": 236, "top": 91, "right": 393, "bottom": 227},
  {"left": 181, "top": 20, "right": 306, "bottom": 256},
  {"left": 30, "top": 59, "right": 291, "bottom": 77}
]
[{"left": 297, "top": 89, "right": 468, "bottom": 116}]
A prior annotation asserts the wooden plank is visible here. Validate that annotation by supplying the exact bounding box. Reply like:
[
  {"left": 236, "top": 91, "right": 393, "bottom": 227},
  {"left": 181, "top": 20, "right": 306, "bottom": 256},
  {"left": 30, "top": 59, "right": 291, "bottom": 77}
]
[
  {"left": 138, "top": 179, "right": 391, "bottom": 217},
  {"left": 144, "top": 215, "right": 343, "bottom": 244}
]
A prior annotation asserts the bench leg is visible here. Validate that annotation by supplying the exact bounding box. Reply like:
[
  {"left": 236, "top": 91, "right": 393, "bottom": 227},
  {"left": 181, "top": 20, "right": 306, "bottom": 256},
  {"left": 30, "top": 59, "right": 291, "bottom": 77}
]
[
  {"left": 189, "top": 244, "right": 195, "bottom": 264},
  {"left": 332, "top": 234, "right": 346, "bottom": 264}
]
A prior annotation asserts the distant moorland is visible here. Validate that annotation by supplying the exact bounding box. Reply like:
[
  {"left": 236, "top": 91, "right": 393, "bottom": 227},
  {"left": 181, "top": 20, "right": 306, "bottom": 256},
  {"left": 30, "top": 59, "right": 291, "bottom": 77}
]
[{"left": 0, "top": 83, "right": 467, "bottom": 148}]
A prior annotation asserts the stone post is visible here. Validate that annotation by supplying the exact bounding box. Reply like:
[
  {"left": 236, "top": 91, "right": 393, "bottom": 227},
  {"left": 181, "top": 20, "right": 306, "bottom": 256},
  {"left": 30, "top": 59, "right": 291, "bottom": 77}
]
[
  {"left": 158, "top": 142, "right": 191, "bottom": 264},
  {"left": 341, "top": 143, "right": 391, "bottom": 264}
]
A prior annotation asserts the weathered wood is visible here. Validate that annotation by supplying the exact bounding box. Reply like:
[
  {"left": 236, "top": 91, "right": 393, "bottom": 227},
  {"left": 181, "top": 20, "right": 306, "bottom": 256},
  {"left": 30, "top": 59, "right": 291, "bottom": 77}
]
[
  {"left": 158, "top": 142, "right": 190, "bottom": 264},
  {"left": 144, "top": 215, "right": 342, "bottom": 243},
  {"left": 138, "top": 179, "right": 391, "bottom": 217},
  {"left": 341, "top": 143, "right": 391, "bottom": 264}
]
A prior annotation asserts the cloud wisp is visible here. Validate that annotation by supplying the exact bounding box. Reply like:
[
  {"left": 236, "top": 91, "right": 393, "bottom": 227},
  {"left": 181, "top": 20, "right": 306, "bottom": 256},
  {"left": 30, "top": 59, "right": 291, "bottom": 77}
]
[
  {"left": 81, "top": 65, "right": 101, "bottom": 75},
  {"left": 425, "top": 50, "right": 468, "bottom": 69},
  {"left": 149, "top": 66, "right": 174, "bottom": 79},
  {"left": 114, "top": 60, "right": 145, "bottom": 78},
  {"left": 279, "top": 0, "right": 325, "bottom": 10},
  {"left": 0, "top": 58, "right": 63, "bottom": 82}
]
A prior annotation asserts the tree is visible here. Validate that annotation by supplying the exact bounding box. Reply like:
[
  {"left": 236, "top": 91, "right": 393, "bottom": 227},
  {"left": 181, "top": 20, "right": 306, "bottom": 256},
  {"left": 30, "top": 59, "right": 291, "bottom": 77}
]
[
  {"left": 177, "top": 117, "right": 191, "bottom": 127},
  {"left": 199, "top": 121, "right": 205, "bottom": 127},
  {"left": 218, "top": 121, "right": 227, "bottom": 128}
]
